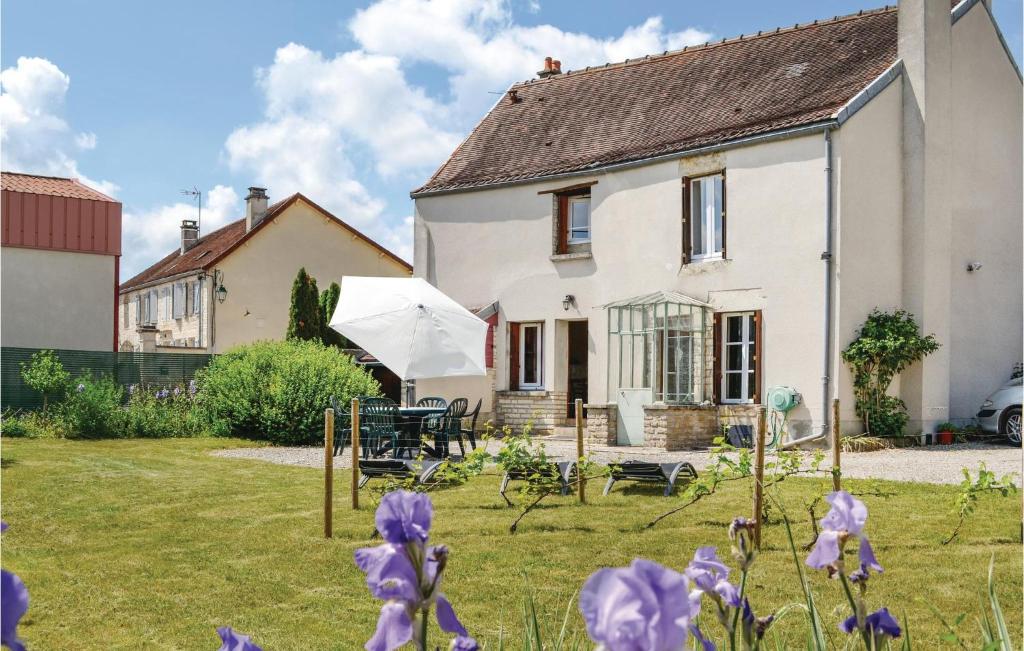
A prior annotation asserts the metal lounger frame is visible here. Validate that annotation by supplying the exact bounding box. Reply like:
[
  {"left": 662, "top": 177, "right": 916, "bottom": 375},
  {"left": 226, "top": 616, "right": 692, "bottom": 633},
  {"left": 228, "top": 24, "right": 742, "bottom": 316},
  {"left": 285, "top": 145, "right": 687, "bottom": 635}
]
[{"left": 603, "top": 461, "right": 699, "bottom": 497}]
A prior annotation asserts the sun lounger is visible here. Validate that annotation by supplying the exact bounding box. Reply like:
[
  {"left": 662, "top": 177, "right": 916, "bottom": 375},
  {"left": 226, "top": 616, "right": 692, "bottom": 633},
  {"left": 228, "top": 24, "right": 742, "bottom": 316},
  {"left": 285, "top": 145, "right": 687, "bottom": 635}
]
[
  {"left": 603, "top": 461, "right": 698, "bottom": 497},
  {"left": 499, "top": 461, "right": 577, "bottom": 506},
  {"left": 357, "top": 459, "right": 444, "bottom": 488}
]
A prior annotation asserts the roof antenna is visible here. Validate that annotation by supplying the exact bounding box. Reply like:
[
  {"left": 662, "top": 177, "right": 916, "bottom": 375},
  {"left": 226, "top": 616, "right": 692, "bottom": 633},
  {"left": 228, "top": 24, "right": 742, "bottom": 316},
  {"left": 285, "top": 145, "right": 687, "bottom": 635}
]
[{"left": 180, "top": 186, "right": 201, "bottom": 235}]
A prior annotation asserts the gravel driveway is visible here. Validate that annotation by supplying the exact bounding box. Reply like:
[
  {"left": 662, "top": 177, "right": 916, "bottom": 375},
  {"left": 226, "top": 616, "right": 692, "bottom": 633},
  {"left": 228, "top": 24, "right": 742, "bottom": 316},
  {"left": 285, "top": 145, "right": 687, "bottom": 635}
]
[{"left": 213, "top": 438, "right": 1021, "bottom": 485}]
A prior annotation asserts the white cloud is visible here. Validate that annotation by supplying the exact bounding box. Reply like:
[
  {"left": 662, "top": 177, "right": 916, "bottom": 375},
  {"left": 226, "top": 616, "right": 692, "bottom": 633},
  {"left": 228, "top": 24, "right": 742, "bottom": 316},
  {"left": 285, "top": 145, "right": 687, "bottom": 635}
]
[
  {"left": 0, "top": 57, "right": 117, "bottom": 196},
  {"left": 225, "top": 0, "right": 712, "bottom": 263},
  {"left": 121, "top": 185, "right": 241, "bottom": 279}
]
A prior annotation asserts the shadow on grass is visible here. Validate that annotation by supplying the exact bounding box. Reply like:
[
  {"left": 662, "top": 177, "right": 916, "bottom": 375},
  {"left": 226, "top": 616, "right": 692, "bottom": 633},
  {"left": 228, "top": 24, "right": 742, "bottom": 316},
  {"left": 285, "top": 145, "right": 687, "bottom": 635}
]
[{"left": 0, "top": 457, "right": 16, "bottom": 469}]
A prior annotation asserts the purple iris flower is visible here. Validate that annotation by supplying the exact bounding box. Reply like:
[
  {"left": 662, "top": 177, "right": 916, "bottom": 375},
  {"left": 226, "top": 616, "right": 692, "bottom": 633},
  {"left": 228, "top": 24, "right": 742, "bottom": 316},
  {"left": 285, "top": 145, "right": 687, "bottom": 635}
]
[
  {"left": 806, "top": 491, "right": 882, "bottom": 574},
  {"left": 1, "top": 523, "right": 29, "bottom": 651},
  {"left": 215, "top": 626, "right": 263, "bottom": 651},
  {"left": 684, "top": 547, "right": 740, "bottom": 607},
  {"left": 840, "top": 607, "right": 901, "bottom": 640},
  {"left": 355, "top": 491, "right": 471, "bottom": 651},
  {"left": 688, "top": 624, "right": 716, "bottom": 651},
  {"left": 739, "top": 598, "right": 774, "bottom": 647},
  {"left": 173, "top": 387, "right": 182, "bottom": 397},
  {"left": 579, "top": 558, "right": 697, "bottom": 651},
  {"left": 156, "top": 389, "right": 170, "bottom": 400},
  {"left": 76, "top": 383, "right": 86, "bottom": 393}
]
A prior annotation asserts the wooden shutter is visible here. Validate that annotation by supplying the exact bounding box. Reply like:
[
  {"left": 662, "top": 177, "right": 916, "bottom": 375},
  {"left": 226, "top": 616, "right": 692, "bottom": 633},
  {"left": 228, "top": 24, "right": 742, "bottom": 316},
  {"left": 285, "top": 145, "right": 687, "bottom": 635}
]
[
  {"left": 681, "top": 177, "right": 691, "bottom": 265},
  {"left": 556, "top": 195, "right": 569, "bottom": 254},
  {"left": 720, "top": 170, "right": 727, "bottom": 259},
  {"left": 509, "top": 323, "right": 521, "bottom": 391},
  {"left": 712, "top": 312, "right": 722, "bottom": 403},
  {"left": 752, "top": 310, "right": 763, "bottom": 404}
]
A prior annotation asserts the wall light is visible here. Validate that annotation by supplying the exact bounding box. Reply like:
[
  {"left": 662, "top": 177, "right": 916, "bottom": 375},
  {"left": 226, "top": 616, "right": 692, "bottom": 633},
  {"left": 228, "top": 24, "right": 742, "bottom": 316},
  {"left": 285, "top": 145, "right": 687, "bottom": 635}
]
[{"left": 562, "top": 294, "right": 575, "bottom": 311}]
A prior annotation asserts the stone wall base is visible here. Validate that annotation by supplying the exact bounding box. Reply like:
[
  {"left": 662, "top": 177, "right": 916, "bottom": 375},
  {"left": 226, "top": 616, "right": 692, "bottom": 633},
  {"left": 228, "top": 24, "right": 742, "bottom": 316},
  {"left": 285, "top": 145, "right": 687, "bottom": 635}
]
[
  {"left": 495, "top": 390, "right": 567, "bottom": 435},
  {"left": 643, "top": 404, "right": 719, "bottom": 450},
  {"left": 584, "top": 403, "right": 617, "bottom": 445}
]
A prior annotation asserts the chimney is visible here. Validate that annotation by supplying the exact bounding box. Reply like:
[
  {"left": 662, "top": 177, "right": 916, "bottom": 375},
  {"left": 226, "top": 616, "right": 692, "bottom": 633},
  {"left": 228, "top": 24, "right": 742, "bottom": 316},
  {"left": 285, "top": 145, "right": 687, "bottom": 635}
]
[
  {"left": 180, "top": 219, "right": 199, "bottom": 254},
  {"left": 245, "top": 187, "right": 269, "bottom": 232},
  {"left": 897, "top": 0, "right": 953, "bottom": 432},
  {"left": 537, "top": 56, "right": 562, "bottom": 79}
]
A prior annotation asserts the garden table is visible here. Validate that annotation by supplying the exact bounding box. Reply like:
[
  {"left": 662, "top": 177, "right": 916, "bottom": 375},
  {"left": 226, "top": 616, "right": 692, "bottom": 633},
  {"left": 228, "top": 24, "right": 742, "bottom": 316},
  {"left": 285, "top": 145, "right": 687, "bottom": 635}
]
[{"left": 395, "top": 406, "right": 446, "bottom": 458}]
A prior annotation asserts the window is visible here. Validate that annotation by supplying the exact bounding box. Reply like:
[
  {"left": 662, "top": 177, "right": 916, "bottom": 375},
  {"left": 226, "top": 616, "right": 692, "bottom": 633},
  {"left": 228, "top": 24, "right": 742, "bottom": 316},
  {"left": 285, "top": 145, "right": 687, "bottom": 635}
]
[
  {"left": 135, "top": 295, "right": 142, "bottom": 326},
  {"left": 509, "top": 322, "right": 544, "bottom": 390},
  {"left": 192, "top": 281, "right": 201, "bottom": 315},
  {"left": 122, "top": 297, "right": 129, "bottom": 328},
  {"left": 146, "top": 289, "right": 159, "bottom": 325},
  {"left": 567, "top": 196, "right": 591, "bottom": 243},
  {"left": 683, "top": 173, "right": 725, "bottom": 263},
  {"left": 718, "top": 311, "right": 761, "bottom": 404},
  {"left": 173, "top": 283, "right": 186, "bottom": 319}
]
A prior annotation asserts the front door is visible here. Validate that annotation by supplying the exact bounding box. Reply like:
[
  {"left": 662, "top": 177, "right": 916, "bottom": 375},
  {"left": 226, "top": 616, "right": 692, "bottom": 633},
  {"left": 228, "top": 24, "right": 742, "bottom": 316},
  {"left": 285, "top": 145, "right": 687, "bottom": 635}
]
[{"left": 567, "top": 320, "right": 588, "bottom": 419}]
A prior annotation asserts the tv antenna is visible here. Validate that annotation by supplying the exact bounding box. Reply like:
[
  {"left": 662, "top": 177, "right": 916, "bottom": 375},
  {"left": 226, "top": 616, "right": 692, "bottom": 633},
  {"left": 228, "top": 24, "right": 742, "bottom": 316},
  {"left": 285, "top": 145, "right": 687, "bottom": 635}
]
[{"left": 180, "top": 186, "right": 201, "bottom": 234}]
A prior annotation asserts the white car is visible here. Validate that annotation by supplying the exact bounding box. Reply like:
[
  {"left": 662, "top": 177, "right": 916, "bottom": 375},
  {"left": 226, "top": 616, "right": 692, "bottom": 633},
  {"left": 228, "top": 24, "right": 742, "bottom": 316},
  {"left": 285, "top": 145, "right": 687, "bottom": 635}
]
[{"left": 977, "top": 375, "right": 1022, "bottom": 445}]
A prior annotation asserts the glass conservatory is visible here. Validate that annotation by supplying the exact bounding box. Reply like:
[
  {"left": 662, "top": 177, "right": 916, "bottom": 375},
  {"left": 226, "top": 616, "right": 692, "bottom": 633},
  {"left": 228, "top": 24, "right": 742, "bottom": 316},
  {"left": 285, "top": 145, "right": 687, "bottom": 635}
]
[{"left": 606, "top": 291, "right": 713, "bottom": 405}]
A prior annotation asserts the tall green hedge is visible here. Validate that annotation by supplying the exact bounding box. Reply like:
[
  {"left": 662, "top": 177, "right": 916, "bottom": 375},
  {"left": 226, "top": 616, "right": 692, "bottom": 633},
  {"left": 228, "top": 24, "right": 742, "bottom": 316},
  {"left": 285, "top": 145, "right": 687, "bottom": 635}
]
[{"left": 194, "top": 339, "right": 380, "bottom": 445}]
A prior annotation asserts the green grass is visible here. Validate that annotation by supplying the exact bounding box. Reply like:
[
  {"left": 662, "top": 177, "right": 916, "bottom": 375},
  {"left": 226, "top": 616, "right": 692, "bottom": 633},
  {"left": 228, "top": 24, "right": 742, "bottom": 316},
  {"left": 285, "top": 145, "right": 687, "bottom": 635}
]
[{"left": 1, "top": 438, "right": 1020, "bottom": 650}]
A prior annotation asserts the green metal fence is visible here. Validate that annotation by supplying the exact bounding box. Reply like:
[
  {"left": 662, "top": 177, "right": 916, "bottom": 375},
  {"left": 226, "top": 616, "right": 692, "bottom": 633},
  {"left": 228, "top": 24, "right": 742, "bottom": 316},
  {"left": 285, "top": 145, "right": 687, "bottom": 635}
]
[{"left": 2, "top": 347, "right": 214, "bottom": 411}]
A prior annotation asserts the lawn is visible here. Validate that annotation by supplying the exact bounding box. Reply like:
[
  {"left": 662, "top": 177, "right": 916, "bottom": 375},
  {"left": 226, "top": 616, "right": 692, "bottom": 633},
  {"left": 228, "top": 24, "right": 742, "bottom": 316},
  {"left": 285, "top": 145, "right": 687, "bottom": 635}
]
[{"left": 1, "top": 438, "right": 1020, "bottom": 650}]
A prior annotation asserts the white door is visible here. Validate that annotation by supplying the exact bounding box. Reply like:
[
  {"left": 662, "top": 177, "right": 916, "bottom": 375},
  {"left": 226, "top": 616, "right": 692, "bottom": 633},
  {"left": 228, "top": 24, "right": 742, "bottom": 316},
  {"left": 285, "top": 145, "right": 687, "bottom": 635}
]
[{"left": 616, "top": 388, "right": 652, "bottom": 445}]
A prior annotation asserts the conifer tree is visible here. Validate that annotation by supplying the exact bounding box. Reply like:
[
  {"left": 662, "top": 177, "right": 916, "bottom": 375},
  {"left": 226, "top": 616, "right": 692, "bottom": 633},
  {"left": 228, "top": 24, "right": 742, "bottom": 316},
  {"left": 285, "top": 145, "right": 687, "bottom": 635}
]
[{"left": 286, "top": 268, "right": 323, "bottom": 341}]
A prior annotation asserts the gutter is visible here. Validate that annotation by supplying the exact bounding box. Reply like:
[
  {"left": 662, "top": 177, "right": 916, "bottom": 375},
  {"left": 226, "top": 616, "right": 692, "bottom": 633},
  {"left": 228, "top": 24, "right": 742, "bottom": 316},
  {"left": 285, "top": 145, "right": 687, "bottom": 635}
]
[{"left": 411, "top": 120, "right": 837, "bottom": 199}]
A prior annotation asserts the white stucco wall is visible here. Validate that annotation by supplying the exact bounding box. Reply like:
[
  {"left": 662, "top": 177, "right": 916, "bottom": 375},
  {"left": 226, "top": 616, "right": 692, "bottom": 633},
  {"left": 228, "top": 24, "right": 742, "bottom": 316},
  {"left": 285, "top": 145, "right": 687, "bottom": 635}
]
[
  {"left": 948, "top": 3, "right": 1024, "bottom": 421},
  {"left": 213, "top": 199, "right": 411, "bottom": 352},
  {"left": 832, "top": 80, "right": 905, "bottom": 431},
  {"left": 2, "top": 247, "right": 115, "bottom": 351},
  {"left": 415, "top": 132, "right": 831, "bottom": 435}
]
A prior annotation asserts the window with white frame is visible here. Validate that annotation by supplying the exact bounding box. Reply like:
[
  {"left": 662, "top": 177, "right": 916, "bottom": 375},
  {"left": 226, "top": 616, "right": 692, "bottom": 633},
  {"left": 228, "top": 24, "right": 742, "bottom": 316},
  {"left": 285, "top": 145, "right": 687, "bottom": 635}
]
[
  {"left": 567, "top": 195, "right": 591, "bottom": 243},
  {"left": 687, "top": 173, "right": 724, "bottom": 261},
  {"left": 721, "top": 312, "right": 757, "bottom": 403},
  {"left": 192, "top": 280, "right": 201, "bottom": 315},
  {"left": 513, "top": 322, "right": 544, "bottom": 390}
]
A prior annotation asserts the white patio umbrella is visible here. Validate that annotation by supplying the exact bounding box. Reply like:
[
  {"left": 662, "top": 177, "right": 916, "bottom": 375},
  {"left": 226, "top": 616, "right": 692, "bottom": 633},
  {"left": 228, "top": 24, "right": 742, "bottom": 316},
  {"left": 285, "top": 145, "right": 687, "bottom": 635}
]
[{"left": 328, "top": 276, "right": 488, "bottom": 380}]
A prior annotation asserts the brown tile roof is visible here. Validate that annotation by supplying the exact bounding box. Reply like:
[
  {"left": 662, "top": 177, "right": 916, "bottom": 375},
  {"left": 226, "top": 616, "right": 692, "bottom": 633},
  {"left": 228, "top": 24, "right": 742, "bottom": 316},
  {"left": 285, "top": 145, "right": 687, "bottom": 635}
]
[
  {"left": 1, "top": 171, "right": 118, "bottom": 202},
  {"left": 120, "top": 193, "right": 411, "bottom": 292},
  {"left": 414, "top": 7, "right": 898, "bottom": 195}
]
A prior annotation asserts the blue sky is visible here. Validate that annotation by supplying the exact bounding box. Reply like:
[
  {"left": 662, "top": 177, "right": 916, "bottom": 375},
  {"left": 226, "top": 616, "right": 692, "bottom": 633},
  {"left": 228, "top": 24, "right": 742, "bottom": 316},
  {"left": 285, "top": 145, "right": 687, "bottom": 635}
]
[{"left": 3, "top": 0, "right": 1021, "bottom": 278}]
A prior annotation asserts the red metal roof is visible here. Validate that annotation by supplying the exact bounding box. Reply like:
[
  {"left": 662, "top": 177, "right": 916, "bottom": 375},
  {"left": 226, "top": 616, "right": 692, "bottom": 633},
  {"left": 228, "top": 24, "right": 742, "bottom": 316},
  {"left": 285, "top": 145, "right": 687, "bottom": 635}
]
[
  {"left": 120, "top": 193, "right": 411, "bottom": 292},
  {"left": 414, "top": 7, "right": 899, "bottom": 195},
  {"left": 1, "top": 171, "right": 121, "bottom": 256}
]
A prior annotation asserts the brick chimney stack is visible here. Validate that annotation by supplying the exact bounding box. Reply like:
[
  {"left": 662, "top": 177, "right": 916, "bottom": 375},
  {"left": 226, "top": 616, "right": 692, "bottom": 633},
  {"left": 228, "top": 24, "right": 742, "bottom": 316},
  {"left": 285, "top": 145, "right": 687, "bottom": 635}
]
[
  {"left": 537, "top": 56, "right": 563, "bottom": 79},
  {"left": 180, "top": 219, "right": 199, "bottom": 254}
]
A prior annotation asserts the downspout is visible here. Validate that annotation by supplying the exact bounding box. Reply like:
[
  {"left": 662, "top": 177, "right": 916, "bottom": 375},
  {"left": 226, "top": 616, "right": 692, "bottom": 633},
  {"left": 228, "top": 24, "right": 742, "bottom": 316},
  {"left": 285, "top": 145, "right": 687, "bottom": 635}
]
[{"left": 780, "top": 127, "right": 833, "bottom": 450}]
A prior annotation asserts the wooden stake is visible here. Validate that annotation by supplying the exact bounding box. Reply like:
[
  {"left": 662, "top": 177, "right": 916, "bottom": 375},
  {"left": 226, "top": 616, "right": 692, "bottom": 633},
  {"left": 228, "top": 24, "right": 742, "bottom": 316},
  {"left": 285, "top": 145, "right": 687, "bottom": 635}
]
[
  {"left": 351, "top": 397, "right": 360, "bottom": 510},
  {"left": 831, "top": 398, "right": 842, "bottom": 492},
  {"left": 324, "top": 408, "right": 334, "bottom": 538},
  {"left": 575, "top": 399, "right": 586, "bottom": 503},
  {"left": 753, "top": 406, "right": 767, "bottom": 550}
]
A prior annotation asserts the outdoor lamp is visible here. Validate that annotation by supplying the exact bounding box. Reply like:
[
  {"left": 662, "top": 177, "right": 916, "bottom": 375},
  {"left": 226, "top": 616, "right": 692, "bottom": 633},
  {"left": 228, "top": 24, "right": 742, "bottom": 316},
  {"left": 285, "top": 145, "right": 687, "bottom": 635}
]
[
  {"left": 562, "top": 294, "right": 575, "bottom": 311},
  {"left": 216, "top": 283, "right": 228, "bottom": 303}
]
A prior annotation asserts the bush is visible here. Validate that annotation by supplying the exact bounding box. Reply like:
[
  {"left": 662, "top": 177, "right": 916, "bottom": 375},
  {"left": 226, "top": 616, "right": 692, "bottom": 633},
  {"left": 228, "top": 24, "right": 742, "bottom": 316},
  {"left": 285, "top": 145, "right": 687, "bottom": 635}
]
[
  {"left": 57, "top": 375, "right": 125, "bottom": 439},
  {"left": 194, "top": 339, "right": 380, "bottom": 445},
  {"left": 0, "top": 409, "right": 70, "bottom": 439},
  {"left": 122, "top": 383, "right": 207, "bottom": 438}
]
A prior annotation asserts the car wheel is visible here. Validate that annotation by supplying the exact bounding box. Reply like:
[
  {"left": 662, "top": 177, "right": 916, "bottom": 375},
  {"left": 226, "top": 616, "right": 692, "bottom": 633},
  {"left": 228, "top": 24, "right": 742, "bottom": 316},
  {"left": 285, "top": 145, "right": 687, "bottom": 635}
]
[{"left": 1002, "top": 407, "right": 1022, "bottom": 446}]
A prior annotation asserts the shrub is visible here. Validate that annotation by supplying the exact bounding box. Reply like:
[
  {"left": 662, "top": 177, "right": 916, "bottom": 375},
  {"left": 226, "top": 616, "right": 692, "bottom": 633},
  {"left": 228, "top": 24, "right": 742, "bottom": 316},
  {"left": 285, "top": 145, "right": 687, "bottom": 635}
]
[
  {"left": 122, "top": 383, "right": 207, "bottom": 438},
  {"left": 19, "top": 350, "right": 70, "bottom": 411},
  {"left": 57, "top": 375, "right": 125, "bottom": 439},
  {"left": 0, "top": 409, "right": 70, "bottom": 439},
  {"left": 194, "top": 339, "right": 380, "bottom": 445}
]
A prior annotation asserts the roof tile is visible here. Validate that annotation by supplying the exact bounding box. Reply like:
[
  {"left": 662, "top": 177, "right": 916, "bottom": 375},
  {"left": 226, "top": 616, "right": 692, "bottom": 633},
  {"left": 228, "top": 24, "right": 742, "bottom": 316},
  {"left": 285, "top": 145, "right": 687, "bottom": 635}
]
[{"left": 1, "top": 171, "right": 118, "bottom": 202}]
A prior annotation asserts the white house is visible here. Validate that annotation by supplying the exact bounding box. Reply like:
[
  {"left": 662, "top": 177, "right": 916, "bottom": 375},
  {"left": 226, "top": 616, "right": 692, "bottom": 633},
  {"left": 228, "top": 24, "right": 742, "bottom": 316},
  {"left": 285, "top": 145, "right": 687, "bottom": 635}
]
[{"left": 411, "top": 0, "right": 1022, "bottom": 448}]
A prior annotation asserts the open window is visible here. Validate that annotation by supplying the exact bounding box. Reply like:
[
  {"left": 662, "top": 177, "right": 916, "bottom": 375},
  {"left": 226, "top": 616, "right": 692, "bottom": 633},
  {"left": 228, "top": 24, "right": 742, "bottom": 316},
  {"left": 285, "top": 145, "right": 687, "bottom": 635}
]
[
  {"left": 682, "top": 172, "right": 726, "bottom": 264},
  {"left": 714, "top": 311, "right": 762, "bottom": 404},
  {"left": 543, "top": 181, "right": 596, "bottom": 255},
  {"left": 509, "top": 321, "right": 544, "bottom": 390}
]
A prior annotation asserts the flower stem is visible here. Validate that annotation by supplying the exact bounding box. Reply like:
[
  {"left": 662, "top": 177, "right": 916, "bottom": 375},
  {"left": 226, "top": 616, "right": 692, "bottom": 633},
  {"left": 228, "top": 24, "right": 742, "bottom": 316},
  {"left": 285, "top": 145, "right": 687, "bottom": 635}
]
[
  {"left": 729, "top": 570, "right": 748, "bottom": 651},
  {"left": 839, "top": 573, "right": 871, "bottom": 649},
  {"left": 418, "top": 607, "right": 429, "bottom": 651}
]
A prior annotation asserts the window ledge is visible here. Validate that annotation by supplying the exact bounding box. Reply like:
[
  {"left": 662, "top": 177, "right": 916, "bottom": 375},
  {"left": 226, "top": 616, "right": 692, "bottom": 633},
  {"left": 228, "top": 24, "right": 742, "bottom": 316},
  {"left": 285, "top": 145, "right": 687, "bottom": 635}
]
[
  {"left": 550, "top": 252, "right": 593, "bottom": 262},
  {"left": 498, "top": 390, "right": 549, "bottom": 397},
  {"left": 681, "top": 257, "right": 729, "bottom": 273}
]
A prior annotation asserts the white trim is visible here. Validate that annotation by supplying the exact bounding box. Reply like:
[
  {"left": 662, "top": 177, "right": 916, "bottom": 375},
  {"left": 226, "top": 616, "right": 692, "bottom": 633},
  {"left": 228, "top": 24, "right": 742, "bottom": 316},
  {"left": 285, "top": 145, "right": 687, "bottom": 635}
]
[
  {"left": 567, "top": 195, "right": 591, "bottom": 244},
  {"left": 690, "top": 174, "right": 724, "bottom": 259},
  {"left": 518, "top": 322, "right": 544, "bottom": 389},
  {"left": 720, "top": 311, "right": 755, "bottom": 404},
  {"left": 833, "top": 60, "right": 905, "bottom": 125}
]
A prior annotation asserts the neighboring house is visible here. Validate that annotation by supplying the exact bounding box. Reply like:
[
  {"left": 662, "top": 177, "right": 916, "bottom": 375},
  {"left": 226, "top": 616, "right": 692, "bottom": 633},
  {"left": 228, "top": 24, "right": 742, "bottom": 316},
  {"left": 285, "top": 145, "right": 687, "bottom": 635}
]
[
  {"left": 119, "top": 188, "right": 411, "bottom": 354},
  {"left": 412, "top": 0, "right": 1022, "bottom": 447},
  {"left": 1, "top": 172, "right": 122, "bottom": 351}
]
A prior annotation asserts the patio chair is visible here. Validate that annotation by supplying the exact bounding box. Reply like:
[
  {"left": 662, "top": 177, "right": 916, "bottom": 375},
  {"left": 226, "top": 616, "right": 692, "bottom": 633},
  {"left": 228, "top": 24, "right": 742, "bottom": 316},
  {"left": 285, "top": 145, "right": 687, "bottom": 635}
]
[
  {"left": 426, "top": 398, "right": 468, "bottom": 458},
  {"left": 499, "top": 461, "right": 578, "bottom": 506},
  {"left": 416, "top": 397, "right": 447, "bottom": 409},
  {"left": 460, "top": 398, "right": 482, "bottom": 451},
  {"left": 603, "top": 461, "right": 698, "bottom": 497},
  {"left": 362, "top": 397, "right": 403, "bottom": 459},
  {"left": 329, "top": 395, "right": 371, "bottom": 456},
  {"left": 357, "top": 459, "right": 445, "bottom": 488}
]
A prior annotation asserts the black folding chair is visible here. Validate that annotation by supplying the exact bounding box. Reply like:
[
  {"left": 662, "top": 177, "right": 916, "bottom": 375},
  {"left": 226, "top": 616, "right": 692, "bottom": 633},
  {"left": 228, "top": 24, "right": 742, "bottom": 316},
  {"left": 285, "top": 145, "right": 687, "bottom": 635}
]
[
  {"left": 603, "top": 461, "right": 698, "bottom": 497},
  {"left": 461, "top": 398, "right": 482, "bottom": 450}
]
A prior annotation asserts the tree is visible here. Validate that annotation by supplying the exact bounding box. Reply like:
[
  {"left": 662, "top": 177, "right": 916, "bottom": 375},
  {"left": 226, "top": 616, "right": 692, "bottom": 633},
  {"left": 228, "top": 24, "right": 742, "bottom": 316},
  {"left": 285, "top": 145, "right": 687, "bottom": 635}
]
[
  {"left": 286, "top": 268, "right": 323, "bottom": 342},
  {"left": 20, "top": 349, "right": 70, "bottom": 412},
  {"left": 841, "top": 309, "right": 940, "bottom": 437},
  {"left": 318, "top": 281, "right": 351, "bottom": 348}
]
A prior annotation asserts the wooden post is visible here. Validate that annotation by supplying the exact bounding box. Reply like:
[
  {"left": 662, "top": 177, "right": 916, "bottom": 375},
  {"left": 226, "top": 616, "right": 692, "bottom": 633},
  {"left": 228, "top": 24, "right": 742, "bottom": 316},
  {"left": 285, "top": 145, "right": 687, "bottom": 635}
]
[
  {"left": 324, "top": 408, "right": 334, "bottom": 538},
  {"left": 752, "top": 406, "right": 767, "bottom": 550},
  {"left": 351, "top": 397, "right": 360, "bottom": 510},
  {"left": 575, "top": 399, "right": 586, "bottom": 503},
  {"left": 831, "top": 398, "right": 842, "bottom": 492}
]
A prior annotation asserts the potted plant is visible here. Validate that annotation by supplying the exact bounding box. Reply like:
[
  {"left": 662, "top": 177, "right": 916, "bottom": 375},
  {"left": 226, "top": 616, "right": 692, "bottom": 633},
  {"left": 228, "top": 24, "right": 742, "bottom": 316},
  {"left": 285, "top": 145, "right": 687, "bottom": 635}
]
[{"left": 935, "top": 422, "right": 957, "bottom": 445}]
